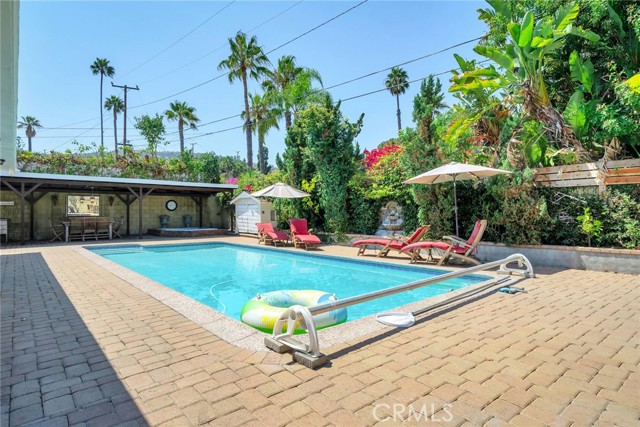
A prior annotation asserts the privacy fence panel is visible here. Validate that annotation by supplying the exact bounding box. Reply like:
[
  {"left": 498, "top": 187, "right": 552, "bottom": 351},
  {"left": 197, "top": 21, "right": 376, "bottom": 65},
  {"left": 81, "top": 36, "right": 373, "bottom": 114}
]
[{"left": 534, "top": 159, "right": 640, "bottom": 193}]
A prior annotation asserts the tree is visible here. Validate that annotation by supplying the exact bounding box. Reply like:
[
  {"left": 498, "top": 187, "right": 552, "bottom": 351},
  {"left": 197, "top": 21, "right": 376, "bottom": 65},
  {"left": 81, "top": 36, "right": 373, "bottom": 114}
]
[
  {"left": 165, "top": 101, "right": 199, "bottom": 152},
  {"left": 90, "top": 58, "right": 115, "bottom": 149},
  {"left": 452, "top": 2, "right": 600, "bottom": 164},
  {"left": 241, "top": 93, "right": 279, "bottom": 173},
  {"left": 262, "top": 55, "right": 323, "bottom": 129},
  {"left": 218, "top": 31, "right": 271, "bottom": 169},
  {"left": 401, "top": 76, "right": 450, "bottom": 234},
  {"left": 288, "top": 99, "right": 364, "bottom": 233},
  {"left": 134, "top": 114, "right": 166, "bottom": 159},
  {"left": 413, "top": 76, "right": 447, "bottom": 145},
  {"left": 385, "top": 67, "right": 410, "bottom": 131},
  {"left": 17, "top": 116, "right": 42, "bottom": 152},
  {"left": 104, "top": 96, "right": 124, "bottom": 156}
]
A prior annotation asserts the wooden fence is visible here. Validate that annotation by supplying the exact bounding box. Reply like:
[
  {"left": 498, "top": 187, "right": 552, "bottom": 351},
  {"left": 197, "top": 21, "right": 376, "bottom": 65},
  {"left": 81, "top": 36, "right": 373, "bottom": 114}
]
[{"left": 534, "top": 159, "right": 640, "bottom": 193}]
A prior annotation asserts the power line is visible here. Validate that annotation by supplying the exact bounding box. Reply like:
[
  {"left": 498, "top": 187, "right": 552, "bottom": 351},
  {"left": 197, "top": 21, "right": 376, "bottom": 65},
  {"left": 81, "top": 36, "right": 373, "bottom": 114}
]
[
  {"left": 265, "top": 0, "right": 368, "bottom": 55},
  {"left": 128, "top": 0, "right": 369, "bottom": 110},
  {"left": 140, "top": 0, "right": 305, "bottom": 85},
  {"left": 340, "top": 59, "right": 491, "bottom": 103},
  {"left": 119, "top": 1, "right": 237, "bottom": 79},
  {"left": 141, "top": 36, "right": 482, "bottom": 136},
  {"left": 320, "top": 36, "right": 482, "bottom": 93},
  {"left": 188, "top": 61, "right": 491, "bottom": 144}
]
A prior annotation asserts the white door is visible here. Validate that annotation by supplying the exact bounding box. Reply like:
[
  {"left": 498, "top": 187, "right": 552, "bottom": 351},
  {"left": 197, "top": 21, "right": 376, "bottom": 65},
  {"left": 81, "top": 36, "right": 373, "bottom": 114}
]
[{"left": 235, "top": 201, "right": 259, "bottom": 234}]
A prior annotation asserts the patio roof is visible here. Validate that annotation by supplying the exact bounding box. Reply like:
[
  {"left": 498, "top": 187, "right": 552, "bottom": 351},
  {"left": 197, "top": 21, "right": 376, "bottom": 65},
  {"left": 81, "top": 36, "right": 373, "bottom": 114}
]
[
  {"left": 0, "top": 171, "right": 238, "bottom": 243},
  {"left": 0, "top": 171, "right": 237, "bottom": 196}
]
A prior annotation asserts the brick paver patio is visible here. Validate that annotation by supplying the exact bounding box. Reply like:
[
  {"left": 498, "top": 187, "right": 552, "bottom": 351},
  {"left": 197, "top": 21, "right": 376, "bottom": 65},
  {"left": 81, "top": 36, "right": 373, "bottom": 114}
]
[{"left": 1, "top": 237, "right": 639, "bottom": 426}]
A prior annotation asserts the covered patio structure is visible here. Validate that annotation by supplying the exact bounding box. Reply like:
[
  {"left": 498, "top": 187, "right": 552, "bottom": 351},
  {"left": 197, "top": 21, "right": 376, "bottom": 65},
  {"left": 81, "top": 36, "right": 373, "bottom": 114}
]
[{"left": 0, "top": 171, "right": 237, "bottom": 244}]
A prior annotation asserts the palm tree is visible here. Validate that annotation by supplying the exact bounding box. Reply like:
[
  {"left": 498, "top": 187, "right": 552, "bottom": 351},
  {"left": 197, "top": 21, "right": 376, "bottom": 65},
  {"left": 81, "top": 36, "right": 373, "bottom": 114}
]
[
  {"left": 385, "top": 67, "right": 410, "bottom": 131},
  {"left": 218, "top": 31, "right": 271, "bottom": 169},
  {"left": 165, "top": 101, "right": 200, "bottom": 152},
  {"left": 104, "top": 96, "right": 124, "bottom": 156},
  {"left": 17, "top": 116, "right": 42, "bottom": 152},
  {"left": 262, "top": 55, "right": 323, "bottom": 129},
  {"left": 241, "top": 93, "right": 280, "bottom": 173},
  {"left": 90, "top": 58, "right": 115, "bottom": 149}
]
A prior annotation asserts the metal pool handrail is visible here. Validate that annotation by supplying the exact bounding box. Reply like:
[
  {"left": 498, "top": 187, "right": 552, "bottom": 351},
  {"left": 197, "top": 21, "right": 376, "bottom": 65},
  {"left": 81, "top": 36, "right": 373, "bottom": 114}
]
[{"left": 265, "top": 253, "right": 534, "bottom": 366}]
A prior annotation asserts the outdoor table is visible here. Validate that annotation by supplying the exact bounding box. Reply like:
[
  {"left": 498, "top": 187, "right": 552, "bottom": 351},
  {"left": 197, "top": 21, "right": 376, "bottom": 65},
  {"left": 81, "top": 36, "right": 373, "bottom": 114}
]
[{"left": 60, "top": 219, "right": 113, "bottom": 242}]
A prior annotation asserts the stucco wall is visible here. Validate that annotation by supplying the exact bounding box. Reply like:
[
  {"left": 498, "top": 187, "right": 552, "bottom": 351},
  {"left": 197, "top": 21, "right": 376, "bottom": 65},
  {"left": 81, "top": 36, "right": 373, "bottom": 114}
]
[{"left": 0, "top": 189, "right": 228, "bottom": 241}]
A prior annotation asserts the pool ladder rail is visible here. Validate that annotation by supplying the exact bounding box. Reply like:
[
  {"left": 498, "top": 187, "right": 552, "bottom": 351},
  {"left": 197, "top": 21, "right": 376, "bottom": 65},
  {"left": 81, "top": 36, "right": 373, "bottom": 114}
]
[{"left": 265, "top": 253, "right": 534, "bottom": 369}]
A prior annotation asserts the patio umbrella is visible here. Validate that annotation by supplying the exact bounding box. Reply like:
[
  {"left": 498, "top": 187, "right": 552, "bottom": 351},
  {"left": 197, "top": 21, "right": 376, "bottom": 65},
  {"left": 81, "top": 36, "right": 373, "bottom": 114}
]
[
  {"left": 404, "top": 162, "right": 512, "bottom": 236},
  {"left": 251, "top": 182, "right": 310, "bottom": 199}
]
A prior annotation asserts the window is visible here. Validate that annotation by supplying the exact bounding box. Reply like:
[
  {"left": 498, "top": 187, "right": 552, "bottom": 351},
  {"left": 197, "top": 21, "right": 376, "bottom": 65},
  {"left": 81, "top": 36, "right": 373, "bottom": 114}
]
[
  {"left": 67, "top": 195, "right": 100, "bottom": 216},
  {"left": 270, "top": 210, "right": 276, "bottom": 221}
]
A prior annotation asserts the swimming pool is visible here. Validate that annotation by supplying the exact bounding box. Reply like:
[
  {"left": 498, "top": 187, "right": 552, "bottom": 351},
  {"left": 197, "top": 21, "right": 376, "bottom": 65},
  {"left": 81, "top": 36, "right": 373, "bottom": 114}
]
[{"left": 89, "top": 243, "right": 490, "bottom": 328}]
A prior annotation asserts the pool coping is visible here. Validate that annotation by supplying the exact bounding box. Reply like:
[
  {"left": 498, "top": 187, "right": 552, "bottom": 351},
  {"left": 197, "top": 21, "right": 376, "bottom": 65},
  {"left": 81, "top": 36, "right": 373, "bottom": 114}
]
[{"left": 76, "top": 241, "right": 503, "bottom": 352}]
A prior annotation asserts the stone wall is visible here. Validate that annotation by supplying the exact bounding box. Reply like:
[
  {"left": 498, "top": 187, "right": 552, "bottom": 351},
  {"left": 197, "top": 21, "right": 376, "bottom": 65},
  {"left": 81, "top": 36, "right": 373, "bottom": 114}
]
[{"left": 0, "top": 190, "right": 229, "bottom": 241}]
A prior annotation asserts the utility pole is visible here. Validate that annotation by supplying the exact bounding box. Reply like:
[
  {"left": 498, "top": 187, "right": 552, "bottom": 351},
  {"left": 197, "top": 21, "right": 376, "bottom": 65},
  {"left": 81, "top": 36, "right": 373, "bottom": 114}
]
[{"left": 111, "top": 82, "right": 139, "bottom": 158}]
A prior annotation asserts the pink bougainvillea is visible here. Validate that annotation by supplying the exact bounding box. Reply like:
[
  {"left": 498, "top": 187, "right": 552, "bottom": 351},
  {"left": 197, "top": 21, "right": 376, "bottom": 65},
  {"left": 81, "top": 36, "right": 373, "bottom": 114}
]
[
  {"left": 363, "top": 144, "right": 404, "bottom": 170},
  {"left": 245, "top": 185, "right": 252, "bottom": 192},
  {"left": 225, "top": 177, "right": 238, "bottom": 184}
]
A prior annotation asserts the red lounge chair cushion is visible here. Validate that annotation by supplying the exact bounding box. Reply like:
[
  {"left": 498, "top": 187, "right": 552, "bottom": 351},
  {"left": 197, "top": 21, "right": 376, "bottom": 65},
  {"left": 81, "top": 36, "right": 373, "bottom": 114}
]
[
  {"left": 290, "top": 219, "right": 310, "bottom": 235},
  {"left": 295, "top": 234, "right": 321, "bottom": 244},
  {"left": 268, "top": 230, "right": 290, "bottom": 241},
  {"left": 257, "top": 223, "right": 289, "bottom": 241},
  {"left": 353, "top": 239, "right": 406, "bottom": 251},
  {"left": 401, "top": 241, "right": 467, "bottom": 254}
]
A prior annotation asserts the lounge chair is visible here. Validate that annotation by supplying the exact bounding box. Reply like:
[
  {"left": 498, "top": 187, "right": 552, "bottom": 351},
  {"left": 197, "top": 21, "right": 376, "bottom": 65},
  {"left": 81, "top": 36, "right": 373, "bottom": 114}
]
[
  {"left": 352, "top": 225, "right": 430, "bottom": 257},
  {"left": 256, "top": 223, "right": 290, "bottom": 247},
  {"left": 400, "top": 219, "right": 487, "bottom": 266},
  {"left": 289, "top": 218, "right": 321, "bottom": 250}
]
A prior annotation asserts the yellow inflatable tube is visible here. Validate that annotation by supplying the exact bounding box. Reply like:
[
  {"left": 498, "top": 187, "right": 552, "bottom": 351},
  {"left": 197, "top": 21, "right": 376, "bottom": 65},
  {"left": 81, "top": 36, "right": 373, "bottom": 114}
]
[{"left": 241, "top": 290, "right": 347, "bottom": 334}]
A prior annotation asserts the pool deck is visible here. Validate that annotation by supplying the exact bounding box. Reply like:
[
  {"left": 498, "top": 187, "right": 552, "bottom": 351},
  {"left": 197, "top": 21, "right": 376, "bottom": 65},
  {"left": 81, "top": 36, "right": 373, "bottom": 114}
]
[{"left": 1, "top": 235, "right": 639, "bottom": 426}]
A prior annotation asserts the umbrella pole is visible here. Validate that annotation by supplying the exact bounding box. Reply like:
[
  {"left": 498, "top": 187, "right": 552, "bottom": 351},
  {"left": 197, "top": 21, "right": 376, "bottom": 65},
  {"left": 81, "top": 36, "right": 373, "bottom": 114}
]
[{"left": 453, "top": 176, "right": 459, "bottom": 237}]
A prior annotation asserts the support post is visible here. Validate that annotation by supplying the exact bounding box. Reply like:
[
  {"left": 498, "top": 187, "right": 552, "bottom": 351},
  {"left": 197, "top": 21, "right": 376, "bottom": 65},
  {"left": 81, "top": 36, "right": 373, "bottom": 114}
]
[
  {"left": 127, "top": 187, "right": 153, "bottom": 239},
  {"left": 3, "top": 181, "right": 41, "bottom": 244},
  {"left": 28, "top": 191, "right": 47, "bottom": 241}
]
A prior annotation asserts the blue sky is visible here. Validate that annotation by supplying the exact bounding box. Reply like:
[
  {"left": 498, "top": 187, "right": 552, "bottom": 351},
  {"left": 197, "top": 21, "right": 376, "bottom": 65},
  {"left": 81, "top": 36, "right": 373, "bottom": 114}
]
[{"left": 18, "top": 1, "right": 487, "bottom": 162}]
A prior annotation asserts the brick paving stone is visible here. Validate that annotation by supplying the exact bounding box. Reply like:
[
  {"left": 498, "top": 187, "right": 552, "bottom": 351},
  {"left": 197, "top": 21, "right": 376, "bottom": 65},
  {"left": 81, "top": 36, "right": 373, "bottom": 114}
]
[
  {"left": 72, "top": 386, "right": 104, "bottom": 407},
  {"left": 253, "top": 404, "right": 292, "bottom": 427},
  {"left": 169, "top": 386, "right": 203, "bottom": 408},
  {"left": 10, "top": 391, "right": 41, "bottom": 410},
  {"left": 430, "top": 383, "right": 465, "bottom": 403},
  {"left": 326, "top": 408, "right": 369, "bottom": 427},
  {"left": 43, "top": 395, "right": 75, "bottom": 417},
  {"left": 450, "top": 400, "right": 493, "bottom": 425},
  {"left": 237, "top": 389, "right": 270, "bottom": 411},
  {"left": 147, "top": 404, "right": 184, "bottom": 425},
  {"left": 10, "top": 380, "right": 39, "bottom": 398},
  {"left": 9, "top": 402, "right": 43, "bottom": 426},
  {"left": 203, "top": 383, "right": 242, "bottom": 404},
  {"left": 483, "top": 399, "right": 521, "bottom": 422},
  {"left": 286, "top": 411, "right": 329, "bottom": 427},
  {"left": 500, "top": 388, "right": 536, "bottom": 408},
  {"left": 3, "top": 241, "right": 640, "bottom": 427}
]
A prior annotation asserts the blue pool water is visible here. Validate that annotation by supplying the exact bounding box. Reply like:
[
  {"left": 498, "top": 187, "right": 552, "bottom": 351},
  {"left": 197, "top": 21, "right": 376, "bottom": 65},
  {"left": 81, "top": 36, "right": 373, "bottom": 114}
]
[{"left": 89, "top": 243, "right": 489, "bottom": 324}]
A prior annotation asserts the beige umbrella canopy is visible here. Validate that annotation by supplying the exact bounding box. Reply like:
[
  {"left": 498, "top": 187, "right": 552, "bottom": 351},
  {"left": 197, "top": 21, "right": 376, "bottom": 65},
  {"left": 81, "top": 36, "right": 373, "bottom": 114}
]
[
  {"left": 404, "top": 162, "right": 512, "bottom": 236},
  {"left": 251, "top": 182, "right": 310, "bottom": 199}
]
